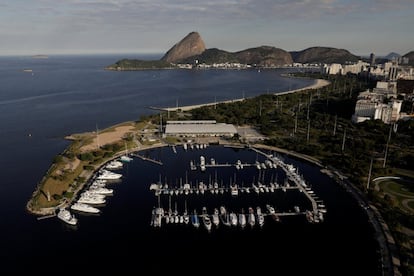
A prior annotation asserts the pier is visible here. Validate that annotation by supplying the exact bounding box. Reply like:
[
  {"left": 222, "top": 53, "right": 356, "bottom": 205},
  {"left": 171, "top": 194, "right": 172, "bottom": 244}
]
[{"left": 131, "top": 153, "right": 163, "bottom": 165}]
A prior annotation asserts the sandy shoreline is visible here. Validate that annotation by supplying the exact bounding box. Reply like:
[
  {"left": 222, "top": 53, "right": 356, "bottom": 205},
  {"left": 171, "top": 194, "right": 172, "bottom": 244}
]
[{"left": 151, "top": 78, "right": 330, "bottom": 112}]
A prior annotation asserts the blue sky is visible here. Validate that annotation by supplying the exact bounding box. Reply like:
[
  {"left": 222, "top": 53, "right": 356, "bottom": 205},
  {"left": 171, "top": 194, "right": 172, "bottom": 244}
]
[{"left": 1, "top": 0, "right": 413, "bottom": 56}]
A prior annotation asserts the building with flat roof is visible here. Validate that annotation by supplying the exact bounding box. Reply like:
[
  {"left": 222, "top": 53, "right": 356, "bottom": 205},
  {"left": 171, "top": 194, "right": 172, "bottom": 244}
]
[{"left": 164, "top": 120, "right": 237, "bottom": 137}]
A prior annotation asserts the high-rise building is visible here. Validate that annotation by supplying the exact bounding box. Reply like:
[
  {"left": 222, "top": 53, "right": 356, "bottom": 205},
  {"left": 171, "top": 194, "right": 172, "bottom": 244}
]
[{"left": 370, "top": 53, "right": 376, "bottom": 66}]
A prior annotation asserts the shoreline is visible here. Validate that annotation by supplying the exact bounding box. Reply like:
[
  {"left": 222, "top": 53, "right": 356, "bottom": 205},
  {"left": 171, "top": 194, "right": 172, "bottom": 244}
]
[{"left": 150, "top": 78, "right": 330, "bottom": 112}]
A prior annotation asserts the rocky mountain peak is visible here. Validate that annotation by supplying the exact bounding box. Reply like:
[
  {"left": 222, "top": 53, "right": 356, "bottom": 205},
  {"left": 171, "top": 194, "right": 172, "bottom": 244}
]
[{"left": 161, "top": 32, "right": 206, "bottom": 63}]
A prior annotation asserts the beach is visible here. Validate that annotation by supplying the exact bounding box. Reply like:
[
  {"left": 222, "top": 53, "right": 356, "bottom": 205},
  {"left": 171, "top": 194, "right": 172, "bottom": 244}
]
[{"left": 153, "top": 78, "right": 330, "bottom": 112}]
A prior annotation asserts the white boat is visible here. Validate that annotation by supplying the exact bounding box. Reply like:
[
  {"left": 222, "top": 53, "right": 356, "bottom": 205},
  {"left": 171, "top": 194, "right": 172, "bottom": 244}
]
[
  {"left": 120, "top": 142, "right": 133, "bottom": 162},
  {"left": 120, "top": 155, "right": 133, "bottom": 162},
  {"left": 256, "top": 206, "right": 265, "bottom": 227},
  {"left": 71, "top": 202, "right": 100, "bottom": 214},
  {"left": 202, "top": 207, "right": 212, "bottom": 232},
  {"left": 200, "top": 156, "right": 206, "bottom": 172},
  {"left": 230, "top": 212, "right": 238, "bottom": 226},
  {"left": 105, "top": 160, "right": 123, "bottom": 170},
  {"left": 212, "top": 208, "right": 220, "bottom": 227},
  {"left": 88, "top": 186, "right": 113, "bottom": 195},
  {"left": 78, "top": 192, "right": 106, "bottom": 205},
  {"left": 57, "top": 208, "right": 78, "bottom": 225},
  {"left": 97, "top": 169, "right": 122, "bottom": 180},
  {"left": 191, "top": 210, "right": 200, "bottom": 228},
  {"left": 248, "top": 207, "right": 255, "bottom": 227},
  {"left": 219, "top": 206, "right": 231, "bottom": 227},
  {"left": 230, "top": 183, "right": 238, "bottom": 196},
  {"left": 238, "top": 209, "right": 247, "bottom": 228}
]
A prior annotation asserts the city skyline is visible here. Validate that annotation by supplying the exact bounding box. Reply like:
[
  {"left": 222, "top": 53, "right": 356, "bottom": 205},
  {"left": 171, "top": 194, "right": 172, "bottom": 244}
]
[{"left": 1, "top": 0, "right": 413, "bottom": 56}]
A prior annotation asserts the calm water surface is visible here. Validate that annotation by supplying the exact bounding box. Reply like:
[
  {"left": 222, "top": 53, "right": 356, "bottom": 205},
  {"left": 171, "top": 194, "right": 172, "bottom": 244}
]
[{"left": 0, "top": 55, "right": 379, "bottom": 274}]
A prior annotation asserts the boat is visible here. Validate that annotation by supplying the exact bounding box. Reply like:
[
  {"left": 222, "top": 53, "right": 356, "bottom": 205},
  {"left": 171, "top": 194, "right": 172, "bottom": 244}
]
[
  {"left": 230, "top": 183, "right": 238, "bottom": 196},
  {"left": 120, "top": 142, "right": 133, "bottom": 162},
  {"left": 219, "top": 206, "right": 231, "bottom": 227},
  {"left": 248, "top": 207, "right": 256, "bottom": 227},
  {"left": 190, "top": 160, "right": 197, "bottom": 171},
  {"left": 212, "top": 208, "right": 220, "bottom": 227},
  {"left": 183, "top": 200, "right": 190, "bottom": 224},
  {"left": 57, "top": 208, "right": 78, "bottom": 225},
  {"left": 200, "top": 156, "right": 206, "bottom": 172},
  {"left": 105, "top": 160, "right": 123, "bottom": 170},
  {"left": 78, "top": 192, "right": 106, "bottom": 205},
  {"left": 97, "top": 169, "right": 122, "bottom": 180},
  {"left": 202, "top": 207, "right": 212, "bottom": 232},
  {"left": 256, "top": 206, "right": 265, "bottom": 227},
  {"left": 71, "top": 202, "right": 100, "bottom": 214},
  {"left": 238, "top": 209, "right": 246, "bottom": 228},
  {"left": 266, "top": 204, "right": 280, "bottom": 222},
  {"left": 88, "top": 186, "right": 113, "bottom": 195},
  {"left": 191, "top": 209, "right": 200, "bottom": 228},
  {"left": 230, "top": 212, "right": 238, "bottom": 226}
]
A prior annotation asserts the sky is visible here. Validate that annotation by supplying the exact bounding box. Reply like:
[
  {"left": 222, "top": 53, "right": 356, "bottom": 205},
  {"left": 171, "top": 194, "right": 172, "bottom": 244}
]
[{"left": 0, "top": 0, "right": 413, "bottom": 56}]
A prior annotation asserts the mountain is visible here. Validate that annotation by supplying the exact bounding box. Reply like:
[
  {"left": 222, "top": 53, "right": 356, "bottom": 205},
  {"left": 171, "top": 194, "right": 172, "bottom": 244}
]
[
  {"left": 106, "top": 32, "right": 378, "bottom": 70},
  {"left": 384, "top": 52, "right": 401, "bottom": 60},
  {"left": 290, "top": 47, "right": 360, "bottom": 64},
  {"left": 180, "top": 48, "right": 239, "bottom": 64},
  {"left": 403, "top": 51, "right": 414, "bottom": 65},
  {"left": 161, "top": 32, "right": 206, "bottom": 63},
  {"left": 179, "top": 46, "right": 292, "bottom": 66},
  {"left": 235, "top": 46, "right": 293, "bottom": 66}
]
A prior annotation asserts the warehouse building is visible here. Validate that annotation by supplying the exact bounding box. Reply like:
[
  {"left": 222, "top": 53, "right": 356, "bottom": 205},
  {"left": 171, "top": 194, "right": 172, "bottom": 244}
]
[{"left": 164, "top": 120, "right": 237, "bottom": 137}]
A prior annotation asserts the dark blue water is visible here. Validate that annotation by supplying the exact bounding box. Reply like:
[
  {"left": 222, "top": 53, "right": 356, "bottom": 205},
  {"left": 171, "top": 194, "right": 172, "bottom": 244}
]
[{"left": 0, "top": 55, "right": 379, "bottom": 274}]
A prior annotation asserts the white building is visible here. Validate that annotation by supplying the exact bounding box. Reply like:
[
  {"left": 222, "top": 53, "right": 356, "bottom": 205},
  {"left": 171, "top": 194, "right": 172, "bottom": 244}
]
[{"left": 164, "top": 120, "right": 237, "bottom": 137}]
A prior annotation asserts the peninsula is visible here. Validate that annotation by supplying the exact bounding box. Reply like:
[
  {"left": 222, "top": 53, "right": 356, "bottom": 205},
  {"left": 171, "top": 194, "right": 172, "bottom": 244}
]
[{"left": 105, "top": 31, "right": 361, "bottom": 70}]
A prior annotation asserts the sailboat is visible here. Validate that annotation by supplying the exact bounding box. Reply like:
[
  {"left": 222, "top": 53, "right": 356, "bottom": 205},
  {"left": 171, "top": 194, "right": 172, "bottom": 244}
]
[{"left": 120, "top": 141, "right": 133, "bottom": 162}]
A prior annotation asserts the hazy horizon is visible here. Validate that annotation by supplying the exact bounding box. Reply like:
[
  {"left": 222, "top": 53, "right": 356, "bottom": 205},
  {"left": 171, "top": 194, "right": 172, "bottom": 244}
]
[{"left": 1, "top": 0, "right": 413, "bottom": 56}]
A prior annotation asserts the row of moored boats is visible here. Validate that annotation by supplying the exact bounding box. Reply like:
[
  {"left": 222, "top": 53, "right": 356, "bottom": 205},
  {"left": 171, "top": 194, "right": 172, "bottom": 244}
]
[
  {"left": 57, "top": 156, "right": 130, "bottom": 225},
  {"left": 151, "top": 204, "right": 284, "bottom": 231}
]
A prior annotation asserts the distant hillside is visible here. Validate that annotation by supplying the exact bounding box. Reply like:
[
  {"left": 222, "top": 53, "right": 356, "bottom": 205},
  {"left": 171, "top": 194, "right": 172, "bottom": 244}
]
[
  {"left": 290, "top": 47, "right": 360, "bottom": 64},
  {"left": 106, "top": 32, "right": 388, "bottom": 70},
  {"left": 161, "top": 32, "right": 206, "bottom": 63},
  {"left": 403, "top": 51, "right": 414, "bottom": 66},
  {"left": 235, "top": 46, "right": 292, "bottom": 66},
  {"left": 180, "top": 46, "right": 292, "bottom": 66},
  {"left": 179, "top": 48, "right": 239, "bottom": 64},
  {"left": 105, "top": 59, "right": 175, "bottom": 70},
  {"left": 384, "top": 52, "right": 401, "bottom": 60}
]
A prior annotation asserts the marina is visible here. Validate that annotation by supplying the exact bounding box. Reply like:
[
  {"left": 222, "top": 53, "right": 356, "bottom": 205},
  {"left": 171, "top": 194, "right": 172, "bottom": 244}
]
[{"left": 149, "top": 145, "right": 326, "bottom": 229}]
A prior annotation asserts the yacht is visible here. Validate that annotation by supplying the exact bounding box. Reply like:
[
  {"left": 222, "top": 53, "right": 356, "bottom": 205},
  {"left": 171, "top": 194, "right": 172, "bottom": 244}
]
[
  {"left": 230, "top": 183, "right": 238, "bottom": 196},
  {"left": 88, "top": 186, "right": 113, "bottom": 195},
  {"left": 256, "top": 206, "right": 265, "bottom": 227},
  {"left": 202, "top": 207, "right": 212, "bottom": 232},
  {"left": 266, "top": 204, "right": 280, "bottom": 222},
  {"left": 71, "top": 202, "right": 100, "bottom": 214},
  {"left": 230, "top": 212, "right": 238, "bottom": 226},
  {"left": 212, "top": 208, "right": 220, "bottom": 227},
  {"left": 248, "top": 207, "right": 256, "bottom": 227},
  {"left": 105, "top": 160, "right": 123, "bottom": 170},
  {"left": 120, "top": 154, "right": 133, "bottom": 162},
  {"left": 78, "top": 192, "right": 106, "bottom": 205},
  {"left": 97, "top": 169, "right": 122, "bottom": 180},
  {"left": 57, "top": 208, "right": 78, "bottom": 225},
  {"left": 238, "top": 209, "right": 247, "bottom": 228},
  {"left": 191, "top": 209, "right": 200, "bottom": 228},
  {"left": 200, "top": 156, "right": 206, "bottom": 172},
  {"left": 219, "top": 206, "right": 231, "bottom": 227}
]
